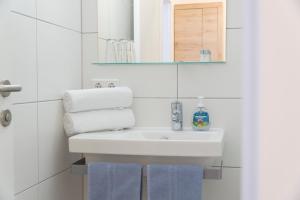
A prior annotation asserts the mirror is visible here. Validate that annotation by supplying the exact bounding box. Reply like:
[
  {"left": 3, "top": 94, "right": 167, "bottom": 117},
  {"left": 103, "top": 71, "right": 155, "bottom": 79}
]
[{"left": 97, "top": 0, "right": 226, "bottom": 63}]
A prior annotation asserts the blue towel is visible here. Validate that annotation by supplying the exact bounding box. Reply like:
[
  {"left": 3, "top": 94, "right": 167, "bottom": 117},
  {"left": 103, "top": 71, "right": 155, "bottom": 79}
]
[
  {"left": 147, "top": 164, "right": 203, "bottom": 200},
  {"left": 88, "top": 162, "right": 142, "bottom": 200}
]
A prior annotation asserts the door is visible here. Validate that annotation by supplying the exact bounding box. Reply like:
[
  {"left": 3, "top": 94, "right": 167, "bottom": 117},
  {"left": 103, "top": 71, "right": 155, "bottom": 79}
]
[
  {"left": 174, "top": 2, "right": 225, "bottom": 62},
  {"left": 0, "top": 1, "right": 22, "bottom": 199}
]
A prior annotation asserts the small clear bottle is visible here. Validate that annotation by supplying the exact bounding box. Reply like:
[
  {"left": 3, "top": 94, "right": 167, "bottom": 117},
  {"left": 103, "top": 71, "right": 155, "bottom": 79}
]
[
  {"left": 192, "top": 96, "right": 210, "bottom": 131},
  {"left": 200, "top": 49, "right": 212, "bottom": 62}
]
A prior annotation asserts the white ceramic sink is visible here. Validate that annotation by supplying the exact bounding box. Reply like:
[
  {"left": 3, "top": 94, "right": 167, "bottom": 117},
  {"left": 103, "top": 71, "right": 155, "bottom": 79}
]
[{"left": 69, "top": 128, "right": 224, "bottom": 157}]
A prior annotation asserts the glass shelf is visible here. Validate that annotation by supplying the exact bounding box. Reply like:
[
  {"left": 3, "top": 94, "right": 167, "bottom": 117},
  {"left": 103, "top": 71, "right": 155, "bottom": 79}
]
[{"left": 93, "top": 61, "right": 226, "bottom": 65}]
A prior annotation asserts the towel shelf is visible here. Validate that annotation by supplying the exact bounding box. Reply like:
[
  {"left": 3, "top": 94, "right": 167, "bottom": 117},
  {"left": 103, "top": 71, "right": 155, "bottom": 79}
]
[{"left": 71, "top": 158, "right": 223, "bottom": 180}]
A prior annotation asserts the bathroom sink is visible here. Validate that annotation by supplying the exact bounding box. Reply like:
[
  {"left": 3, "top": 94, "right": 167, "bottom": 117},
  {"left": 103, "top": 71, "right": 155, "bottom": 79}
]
[{"left": 69, "top": 128, "right": 224, "bottom": 157}]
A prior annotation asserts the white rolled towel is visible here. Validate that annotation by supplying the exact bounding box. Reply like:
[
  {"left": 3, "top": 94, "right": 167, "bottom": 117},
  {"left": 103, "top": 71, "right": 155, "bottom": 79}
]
[
  {"left": 64, "top": 109, "right": 135, "bottom": 137},
  {"left": 63, "top": 87, "right": 133, "bottom": 113}
]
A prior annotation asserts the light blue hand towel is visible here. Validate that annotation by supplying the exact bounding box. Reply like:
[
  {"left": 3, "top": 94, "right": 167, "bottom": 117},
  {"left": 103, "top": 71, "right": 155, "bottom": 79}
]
[
  {"left": 88, "top": 162, "right": 142, "bottom": 200},
  {"left": 147, "top": 164, "right": 203, "bottom": 200}
]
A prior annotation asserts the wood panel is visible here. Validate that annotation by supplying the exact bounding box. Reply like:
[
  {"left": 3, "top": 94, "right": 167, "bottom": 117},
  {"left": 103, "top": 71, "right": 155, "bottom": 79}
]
[
  {"left": 203, "top": 7, "right": 219, "bottom": 61},
  {"left": 174, "top": 7, "right": 203, "bottom": 61},
  {"left": 174, "top": 3, "right": 225, "bottom": 62},
  {"left": 174, "top": 2, "right": 223, "bottom": 10}
]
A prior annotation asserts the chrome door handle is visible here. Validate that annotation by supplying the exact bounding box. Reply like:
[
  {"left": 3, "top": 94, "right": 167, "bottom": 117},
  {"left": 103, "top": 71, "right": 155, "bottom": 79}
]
[{"left": 0, "top": 80, "right": 22, "bottom": 97}]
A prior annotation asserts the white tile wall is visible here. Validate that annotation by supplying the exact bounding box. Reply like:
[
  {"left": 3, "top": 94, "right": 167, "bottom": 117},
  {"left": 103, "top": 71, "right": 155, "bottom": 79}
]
[
  {"left": 14, "top": 170, "right": 83, "bottom": 200},
  {"left": 82, "top": 0, "right": 98, "bottom": 33},
  {"left": 36, "top": 0, "right": 81, "bottom": 32},
  {"left": 203, "top": 168, "right": 241, "bottom": 200},
  {"left": 83, "top": 33, "right": 178, "bottom": 95},
  {"left": 81, "top": 0, "right": 243, "bottom": 199},
  {"left": 38, "top": 101, "right": 80, "bottom": 181},
  {"left": 37, "top": 169, "right": 82, "bottom": 200},
  {"left": 37, "top": 21, "right": 81, "bottom": 101},
  {"left": 133, "top": 98, "right": 174, "bottom": 127},
  {"left": 227, "top": 0, "right": 243, "bottom": 28},
  {"left": 83, "top": 32, "right": 177, "bottom": 97},
  {"left": 14, "top": 103, "right": 38, "bottom": 193},
  {"left": 178, "top": 29, "right": 243, "bottom": 98},
  {"left": 87, "top": 64, "right": 177, "bottom": 97},
  {"left": 11, "top": 13, "right": 37, "bottom": 104},
  {"left": 12, "top": 0, "right": 36, "bottom": 18},
  {"left": 82, "top": 33, "right": 98, "bottom": 88},
  {"left": 13, "top": 0, "right": 83, "bottom": 199},
  {"left": 15, "top": 186, "right": 38, "bottom": 200}
]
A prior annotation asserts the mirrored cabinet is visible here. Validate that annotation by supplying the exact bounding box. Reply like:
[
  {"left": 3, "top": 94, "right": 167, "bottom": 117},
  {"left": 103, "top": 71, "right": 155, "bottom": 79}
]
[{"left": 96, "top": 0, "right": 227, "bottom": 64}]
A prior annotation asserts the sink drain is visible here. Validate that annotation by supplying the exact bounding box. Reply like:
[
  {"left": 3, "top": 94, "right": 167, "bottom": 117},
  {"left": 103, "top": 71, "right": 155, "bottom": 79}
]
[{"left": 160, "top": 136, "right": 169, "bottom": 140}]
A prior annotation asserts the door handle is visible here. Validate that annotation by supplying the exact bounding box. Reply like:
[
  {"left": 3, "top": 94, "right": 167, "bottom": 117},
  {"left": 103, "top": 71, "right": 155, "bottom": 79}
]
[{"left": 0, "top": 80, "right": 22, "bottom": 97}]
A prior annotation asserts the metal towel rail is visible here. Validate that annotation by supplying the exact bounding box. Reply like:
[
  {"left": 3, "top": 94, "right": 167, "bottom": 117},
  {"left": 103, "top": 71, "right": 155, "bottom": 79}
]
[{"left": 71, "top": 158, "right": 223, "bottom": 180}]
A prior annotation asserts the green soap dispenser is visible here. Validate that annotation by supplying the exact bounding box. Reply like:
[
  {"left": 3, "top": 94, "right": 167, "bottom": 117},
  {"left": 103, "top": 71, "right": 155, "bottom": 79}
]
[{"left": 192, "top": 96, "right": 210, "bottom": 131}]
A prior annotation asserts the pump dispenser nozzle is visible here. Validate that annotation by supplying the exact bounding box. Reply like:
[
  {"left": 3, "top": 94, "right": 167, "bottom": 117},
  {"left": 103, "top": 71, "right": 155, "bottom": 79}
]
[{"left": 197, "top": 96, "right": 205, "bottom": 108}]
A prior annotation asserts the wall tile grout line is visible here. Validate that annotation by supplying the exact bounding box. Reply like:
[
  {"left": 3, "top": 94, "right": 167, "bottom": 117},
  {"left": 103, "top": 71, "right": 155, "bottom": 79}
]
[
  {"left": 14, "top": 185, "right": 37, "bottom": 197},
  {"left": 35, "top": 18, "right": 81, "bottom": 33},
  {"left": 81, "top": 27, "right": 244, "bottom": 35},
  {"left": 38, "top": 167, "right": 71, "bottom": 184},
  {"left": 80, "top": 0, "right": 84, "bottom": 90},
  {"left": 13, "top": 99, "right": 63, "bottom": 105},
  {"left": 12, "top": 98, "right": 243, "bottom": 105},
  {"left": 178, "top": 97, "right": 243, "bottom": 100},
  {"left": 11, "top": 10, "right": 34, "bottom": 19},
  {"left": 13, "top": 101, "right": 38, "bottom": 105},
  {"left": 82, "top": 32, "right": 98, "bottom": 34},
  {"left": 14, "top": 167, "right": 72, "bottom": 196},
  {"left": 80, "top": 1, "right": 85, "bottom": 199},
  {"left": 11, "top": 10, "right": 82, "bottom": 34},
  {"left": 13, "top": 1, "right": 83, "bottom": 198},
  {"left": 222, "top": 166, "right": 242, "bottom": 169},
  {"left": 133, "top": 97, "right": 243, "bottom": 100},
  {"left": 35, "top": 0, "right": 40, "bottom": 185},
  {"left": 38, "top": 99, "right": 63, "bottom": 103},
  {"left": 133, "top": 97, "right": 177, "bottom": 99},
  {"left": 211, "top": 165, "right": 242, "bottom": 169}
]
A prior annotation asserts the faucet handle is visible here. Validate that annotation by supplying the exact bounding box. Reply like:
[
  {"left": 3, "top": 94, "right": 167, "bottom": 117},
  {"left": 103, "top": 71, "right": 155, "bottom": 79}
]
[{"left": 172, "top": 114, "right": 178, "bottom": 121}]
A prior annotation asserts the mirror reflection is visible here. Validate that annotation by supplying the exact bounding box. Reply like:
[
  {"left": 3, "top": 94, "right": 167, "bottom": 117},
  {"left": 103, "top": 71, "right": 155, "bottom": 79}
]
[{"left": 97, "top": 0, "right": 226, "bottom": 63}]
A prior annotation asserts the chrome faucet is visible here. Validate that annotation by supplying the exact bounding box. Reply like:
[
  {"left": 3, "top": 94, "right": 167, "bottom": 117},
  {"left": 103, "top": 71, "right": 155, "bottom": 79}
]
[{"left": 171, "top": 101, "right": 183, "bottom": 131}]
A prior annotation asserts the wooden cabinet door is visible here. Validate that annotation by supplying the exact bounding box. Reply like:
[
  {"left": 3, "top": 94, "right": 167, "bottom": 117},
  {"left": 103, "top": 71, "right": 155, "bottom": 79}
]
[
  {"left": 174, "top": 7, "right": 203, "bottom": 61},
  {"left": 174, "top": 3, "right": 224, "bottom": 62}
]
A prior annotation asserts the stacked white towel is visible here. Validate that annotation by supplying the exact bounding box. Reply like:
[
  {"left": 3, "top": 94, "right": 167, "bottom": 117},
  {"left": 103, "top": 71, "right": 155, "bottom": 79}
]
[
  {"left": 63, "top": 87, "right": 133, "bottom": 113},
  {"left": 63, "top": 87, "right": 135, "bottom": 137}
]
